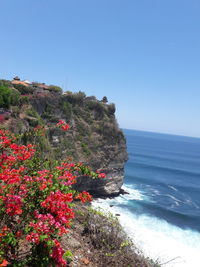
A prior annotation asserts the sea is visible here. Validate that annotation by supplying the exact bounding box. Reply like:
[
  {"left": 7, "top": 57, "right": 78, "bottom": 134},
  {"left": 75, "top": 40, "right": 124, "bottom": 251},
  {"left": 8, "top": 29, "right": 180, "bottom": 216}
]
[{"left": 92, "top": 129, "right": 200, "bottom": 267}]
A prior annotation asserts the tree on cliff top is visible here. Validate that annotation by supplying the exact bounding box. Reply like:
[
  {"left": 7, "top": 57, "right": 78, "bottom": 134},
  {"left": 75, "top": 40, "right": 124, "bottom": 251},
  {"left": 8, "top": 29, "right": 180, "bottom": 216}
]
[{"left": 0, "top": 83, "right": 20, "bottom": 108}]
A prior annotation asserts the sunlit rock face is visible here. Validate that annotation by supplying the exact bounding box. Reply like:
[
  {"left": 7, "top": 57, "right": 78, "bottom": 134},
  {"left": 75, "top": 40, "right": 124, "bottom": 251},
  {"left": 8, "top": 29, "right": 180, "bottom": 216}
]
[
  {"left": 2, "top": 82, "right": 128, "bottom": 197},
  {"left": 31, "top": 93, "right": 128, "bottom": 197}
]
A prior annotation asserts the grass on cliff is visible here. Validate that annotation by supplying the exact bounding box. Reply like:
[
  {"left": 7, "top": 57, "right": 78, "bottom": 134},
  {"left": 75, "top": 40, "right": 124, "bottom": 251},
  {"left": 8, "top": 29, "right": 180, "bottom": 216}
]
[{"left": 63, "top": 203, "right": 161, "bottom": 267}]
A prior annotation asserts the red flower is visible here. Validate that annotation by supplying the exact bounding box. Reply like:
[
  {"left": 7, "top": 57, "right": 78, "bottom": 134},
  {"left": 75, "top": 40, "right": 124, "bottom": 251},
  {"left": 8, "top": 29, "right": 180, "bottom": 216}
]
[
  {"left": 16, "top": 231, "right": 22, "bottom": 238},
  {"left": 98, "top": 173, "right": 106, "bottom": 178},
  {"left": 57, "top": 120, "right": 70, "bottom": 131},
  {"left": 26, "top": 232, "right": 40, "bottom": 244},
  {"left": 76, "top": 191, "right": 92, "bottom": 203},
  {"left": 0, "top": 259, "right": 9, "bottom": 266},
  {"left": 51, "top": 240, "right": 66, "bottom": 266},
  {"left": 61, "top": 124, "right": 69, "bottom": 131},
  {"left": 57, "top": 120, "right": 65, "bottom": 126},
  {"left": 5, "top": 195, "right": 23, "bottom": 216}
]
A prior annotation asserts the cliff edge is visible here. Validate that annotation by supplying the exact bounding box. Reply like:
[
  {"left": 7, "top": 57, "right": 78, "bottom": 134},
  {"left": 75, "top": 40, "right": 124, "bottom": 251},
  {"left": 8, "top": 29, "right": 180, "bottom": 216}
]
[{"left": 0, "top": 78, "right": 128, "bottom": 197}]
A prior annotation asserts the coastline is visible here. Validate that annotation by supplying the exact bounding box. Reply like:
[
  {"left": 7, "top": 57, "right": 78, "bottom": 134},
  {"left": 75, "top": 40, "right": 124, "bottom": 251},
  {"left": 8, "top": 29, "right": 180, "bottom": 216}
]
[
  {"left": 92, "top": 184, "right": 200, "bottom": 267},
  {"left": 65, "top": 202, "right": 159, "bottom": 267}
]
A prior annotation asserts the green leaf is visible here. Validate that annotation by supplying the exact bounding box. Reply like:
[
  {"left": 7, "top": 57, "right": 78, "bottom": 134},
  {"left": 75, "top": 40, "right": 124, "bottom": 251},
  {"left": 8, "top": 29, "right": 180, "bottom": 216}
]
[{"left": 40, "top": 234, "right": 49, "bottom": 241}]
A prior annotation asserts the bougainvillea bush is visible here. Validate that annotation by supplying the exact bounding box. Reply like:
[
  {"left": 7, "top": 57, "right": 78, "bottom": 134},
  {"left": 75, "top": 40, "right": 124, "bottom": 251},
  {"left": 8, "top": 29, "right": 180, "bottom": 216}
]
[{"left": 0, "top": 120, "right": 105, "bottom": 266}]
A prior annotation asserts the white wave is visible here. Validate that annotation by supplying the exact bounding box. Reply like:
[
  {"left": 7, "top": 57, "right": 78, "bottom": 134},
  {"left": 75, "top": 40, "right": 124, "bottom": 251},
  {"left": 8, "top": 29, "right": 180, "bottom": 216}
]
[
  {"left": 168, "top": 185, "right": 178, "bottom": 192},
  {"left": 185, "top": 198, "right": 200, "bottom": 209},
  {"left": 165, "top": 194, "right": 182, "bottom": 203},
  {"left": 150, "top": 188, "right": 161, "bottom": 196},
  {"left": 92, "top": 187, "right": 200, "bottom": 267},
  {"left": 121, "top": 184, "right": 144, "bottom": 201},
  {"left": 165, "top": 194, "right": 183, "bottom": 207},
  {"left": 94, "top": 184, "right": 145, "bottom": 206}
]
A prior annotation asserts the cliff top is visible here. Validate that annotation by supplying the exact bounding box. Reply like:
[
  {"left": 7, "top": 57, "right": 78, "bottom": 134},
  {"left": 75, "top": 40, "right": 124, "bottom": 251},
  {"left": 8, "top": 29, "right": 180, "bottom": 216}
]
[{"left": 0, "top": 77, "right": 127, "bottom": 197}]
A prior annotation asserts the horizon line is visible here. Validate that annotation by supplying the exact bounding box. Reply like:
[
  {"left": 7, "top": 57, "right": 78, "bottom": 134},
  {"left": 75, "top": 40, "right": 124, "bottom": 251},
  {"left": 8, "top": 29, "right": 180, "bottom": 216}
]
[{"left": 122, "top": 128, "right": 200, "bottom": 140}]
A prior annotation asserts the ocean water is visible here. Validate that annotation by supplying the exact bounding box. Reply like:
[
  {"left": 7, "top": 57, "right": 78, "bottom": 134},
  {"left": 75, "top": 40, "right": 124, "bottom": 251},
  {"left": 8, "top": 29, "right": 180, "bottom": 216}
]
[{"left": 92, "top": 129, "right": 200, "bottom": 267}]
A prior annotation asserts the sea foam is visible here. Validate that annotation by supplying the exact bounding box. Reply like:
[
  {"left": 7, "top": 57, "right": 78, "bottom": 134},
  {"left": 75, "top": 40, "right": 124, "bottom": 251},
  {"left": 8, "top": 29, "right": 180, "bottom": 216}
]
[{"left": 92, "top": 184, "right": 200, "bottom": 267}]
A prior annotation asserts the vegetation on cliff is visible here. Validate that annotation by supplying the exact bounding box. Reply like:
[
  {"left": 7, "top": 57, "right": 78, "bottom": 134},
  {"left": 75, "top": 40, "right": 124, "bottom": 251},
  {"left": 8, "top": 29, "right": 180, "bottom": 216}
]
[
  {"left": 0, "top": 122, "right": 107, "bottom": 266},
  {"left": 0, "top": 80, "right": 20, "bottom": 108},
  {"left": 0, "top": 78, "right": 160, "bottom": 266},
  {"left": 0, "top": 78, "right": 127, "bottom": 197}
]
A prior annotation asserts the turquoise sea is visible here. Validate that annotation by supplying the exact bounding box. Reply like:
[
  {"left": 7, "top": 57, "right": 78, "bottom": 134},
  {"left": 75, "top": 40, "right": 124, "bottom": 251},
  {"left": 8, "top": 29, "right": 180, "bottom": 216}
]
[{"left": 93, "top": 129, "right": 200, "bottom": 267}]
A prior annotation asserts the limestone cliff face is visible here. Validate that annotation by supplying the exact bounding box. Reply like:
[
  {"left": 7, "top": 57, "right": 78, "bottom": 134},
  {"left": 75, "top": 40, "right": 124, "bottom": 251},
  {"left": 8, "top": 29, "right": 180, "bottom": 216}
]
[
  {"left": 73, "top": 130, "right": 128, "bottom": 197},
  {"left": 0, "top": 80, "right": 128, "bottom": 197},
  {"left": 30, "top": 93, "right": 128, "bottom": 197}
]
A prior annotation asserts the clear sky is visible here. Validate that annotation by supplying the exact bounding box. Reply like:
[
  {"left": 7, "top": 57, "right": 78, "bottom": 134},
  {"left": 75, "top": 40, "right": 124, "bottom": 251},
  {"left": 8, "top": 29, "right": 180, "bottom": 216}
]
[{"left": 1, "top": 0, "right": 200, "bottom": 137}]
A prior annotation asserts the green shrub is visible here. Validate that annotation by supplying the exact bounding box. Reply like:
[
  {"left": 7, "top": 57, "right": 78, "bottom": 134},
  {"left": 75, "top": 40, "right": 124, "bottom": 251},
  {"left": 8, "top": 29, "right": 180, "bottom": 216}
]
[
  {"left": 0, "top": 126, "right": 103, "bottom": 266},
  {"left": 81, "top": 143, "right": 91, "bottom": 156},
  {"left": 26, "top": 108, "right": 38, "bottom": 118},
  {"left": 62, "top": 101, "right": 72, "bottom": 120},
  {"left": 64, "top": 91, "right": 86, "bottom": 105},
  {"left": 25, "top": 108, "right": 44, "bottom": 126},
  {"left": 65, "top": 90, "right": 73, "bottom": 94},
  {"left": 43, "top": 112, "right": 53, "bottom": 119},
  {"left": 12, "top": 83, "right": 34, "bottom": 94},
  {"left": 45, "top": 104, "right": 54, "bottom": 113},
  {"left": 86, "top": 101, "right": 105, "bottom": 115},
  {"left": 49, "top": 85, "right": 63, "bottom": 93},
  {"left": 0, "top": 85, "right": 20, "bottom": 108},
  {"left": 27, "top": 118, "right": 40, "bottom": 127},
  {"left": 107, "top": 103, "right": 116, "bottom": 115},
  {"left": 49, "top": 116, "right": 60, "bottom": 123},
  {"left": 0, "top": 79, "right": 12, "bottom": 87},
  {"left": 73, "top": 106, "right": 82, "bottom": 117},
  {"left": 11, "top": 106, "right": 20, "bottom": 116},
  {"left": 20, "top": 95, "right": 29, "bottom": 105},
  {"left": 76, "top": 121, "right": 89, "bottom": 136}
]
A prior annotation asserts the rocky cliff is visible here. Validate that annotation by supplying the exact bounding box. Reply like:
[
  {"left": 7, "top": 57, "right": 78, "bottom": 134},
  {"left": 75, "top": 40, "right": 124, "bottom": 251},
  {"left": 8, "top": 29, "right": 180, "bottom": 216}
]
[{"left": 0, "top": 79, "right": 128, "bottom": 197}]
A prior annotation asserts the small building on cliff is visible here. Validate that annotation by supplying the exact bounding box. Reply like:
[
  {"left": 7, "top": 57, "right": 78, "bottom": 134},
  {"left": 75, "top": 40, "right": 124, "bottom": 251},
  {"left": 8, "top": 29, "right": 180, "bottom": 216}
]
[{"left": 12, "top": 76, "right": 30, "bottom": 87}]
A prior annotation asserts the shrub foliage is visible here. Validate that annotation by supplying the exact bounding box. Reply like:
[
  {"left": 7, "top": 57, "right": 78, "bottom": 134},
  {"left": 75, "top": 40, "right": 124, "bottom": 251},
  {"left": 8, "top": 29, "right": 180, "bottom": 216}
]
[
  {"left": 0, "top": 120, "right": 106, "bottom": 266},
  {"left": 0, "top": 85, "right": 20, "bottom": 108}
]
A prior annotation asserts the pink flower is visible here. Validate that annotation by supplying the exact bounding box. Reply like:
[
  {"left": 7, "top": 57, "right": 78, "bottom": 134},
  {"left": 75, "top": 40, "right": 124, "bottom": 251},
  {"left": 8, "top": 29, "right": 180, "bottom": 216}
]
[
  {"left": 51, "top": 240, "right": 66, "bottom": 266},
  {"left": 26, "top": 232, "right": 40, "bottom": 244},
  {"left": 98, "top": 173, "right": 106, "bottom": 178}
]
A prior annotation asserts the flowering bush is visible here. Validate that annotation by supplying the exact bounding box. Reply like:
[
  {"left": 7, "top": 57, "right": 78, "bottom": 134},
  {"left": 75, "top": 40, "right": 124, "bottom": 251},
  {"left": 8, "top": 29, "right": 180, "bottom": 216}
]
[{"left": 0, "top": 121, "right": 105, "bottom": 266}]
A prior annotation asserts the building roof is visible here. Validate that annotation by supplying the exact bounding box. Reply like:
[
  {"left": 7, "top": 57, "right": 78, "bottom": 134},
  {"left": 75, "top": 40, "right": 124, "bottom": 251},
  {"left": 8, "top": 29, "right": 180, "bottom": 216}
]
[
  {"left": 11, "top": 80, "right": 29, "bottom": 87},
  {"left": 23, "top": 80, "right": 31, "bottom": 84},
  {"left": 13, "top": 76, "right": 20, "bottom": 81}
]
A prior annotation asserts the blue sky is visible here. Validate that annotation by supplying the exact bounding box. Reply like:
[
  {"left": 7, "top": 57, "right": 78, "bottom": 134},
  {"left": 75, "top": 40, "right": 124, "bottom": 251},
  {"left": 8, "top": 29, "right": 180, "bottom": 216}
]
[{"left": 1, "top": 0, "right": 200, "bottom": 137}]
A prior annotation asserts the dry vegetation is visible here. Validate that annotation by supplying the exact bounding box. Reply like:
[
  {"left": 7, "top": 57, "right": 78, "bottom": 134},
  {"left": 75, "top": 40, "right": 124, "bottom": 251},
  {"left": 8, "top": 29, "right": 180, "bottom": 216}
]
[{"left": 61, "top": 203, "right": 160, "bottom": 267}]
